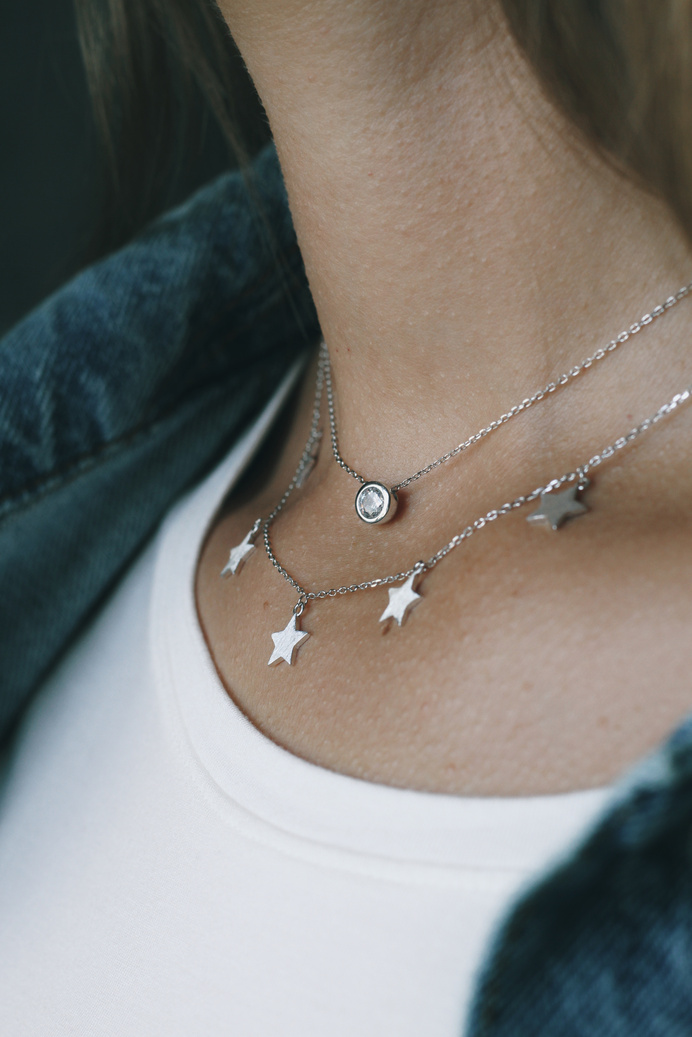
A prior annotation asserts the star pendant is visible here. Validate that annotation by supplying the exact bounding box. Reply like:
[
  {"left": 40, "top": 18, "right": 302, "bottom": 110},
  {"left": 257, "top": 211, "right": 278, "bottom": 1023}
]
[
  {"left": 221, "top": 527, "right": 257, "bottom": 577},
  {"left": 268, "top": 614, "right": 310, "bottom": 666},
  {"left": 379, "top": 572, "right": 422, "bottom": 628},
  {"left": 526, "top": 483, "right": 589, "bottom": 531}
]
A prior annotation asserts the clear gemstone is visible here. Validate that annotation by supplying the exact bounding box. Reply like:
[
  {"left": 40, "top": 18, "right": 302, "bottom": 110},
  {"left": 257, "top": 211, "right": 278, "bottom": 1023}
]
[{"left": 359, "top": 485, "right": 386, "bottom": 520}]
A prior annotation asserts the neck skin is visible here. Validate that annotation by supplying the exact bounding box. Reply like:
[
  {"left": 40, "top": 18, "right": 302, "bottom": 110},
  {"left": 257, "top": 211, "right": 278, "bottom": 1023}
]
[
  {"left": 201, "top": 1, "right": 692, "bottom": 796},
  {"left": 220, "top": 0, "right": 691, "bottom": 482}
]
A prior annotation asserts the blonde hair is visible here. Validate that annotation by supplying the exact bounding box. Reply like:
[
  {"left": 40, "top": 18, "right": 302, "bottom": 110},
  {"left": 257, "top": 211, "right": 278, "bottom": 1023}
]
[
  {"left": 75, "top": 0, "right": 692, "bottom": 242},
  {"left": 502, "top": 0, "right": 692, "bottom": 238}
]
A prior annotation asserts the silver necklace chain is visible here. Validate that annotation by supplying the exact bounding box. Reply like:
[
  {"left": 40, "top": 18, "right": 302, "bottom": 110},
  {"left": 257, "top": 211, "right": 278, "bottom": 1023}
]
[
  {"left": 221, "top": 281, "right": 692, "bottom": 663},
  {"left": 263, "top": 380, "right": 692, "bottom": 612},
  {"left": 323, "top": 282, "right": 692, "bottom": 492}
]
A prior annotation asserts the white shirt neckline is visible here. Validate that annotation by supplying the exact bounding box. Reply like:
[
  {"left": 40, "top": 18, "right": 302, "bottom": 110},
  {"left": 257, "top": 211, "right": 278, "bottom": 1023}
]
[{"left": 150, "top": 364, "right": 611, "bottom": 876}]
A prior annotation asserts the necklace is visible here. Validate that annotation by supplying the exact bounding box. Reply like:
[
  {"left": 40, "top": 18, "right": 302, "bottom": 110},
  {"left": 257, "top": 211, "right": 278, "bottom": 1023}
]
[
  {"left": 221, "top": 284, "right": 692, "bottom": 667},
  {"left": 323, "top": 285, "right": 692, "bottom": 524}
]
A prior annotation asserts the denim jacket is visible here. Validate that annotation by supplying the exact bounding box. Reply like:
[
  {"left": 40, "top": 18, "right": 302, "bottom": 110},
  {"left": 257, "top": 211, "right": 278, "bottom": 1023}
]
[{"left": 2, "top": 143, "right": 692, "bottom": 1035}]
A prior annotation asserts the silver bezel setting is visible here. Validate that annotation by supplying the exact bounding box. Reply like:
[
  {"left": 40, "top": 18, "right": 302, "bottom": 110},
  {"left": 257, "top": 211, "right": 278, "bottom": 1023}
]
[{"left": 355, "top": 482, "right": 398, "bottom": 524}]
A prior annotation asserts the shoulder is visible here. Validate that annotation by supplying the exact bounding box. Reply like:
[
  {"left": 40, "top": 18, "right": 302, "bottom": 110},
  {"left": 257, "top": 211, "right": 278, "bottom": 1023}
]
[{"left": 0, "top": 142, "right": 320, "bottom": 735}]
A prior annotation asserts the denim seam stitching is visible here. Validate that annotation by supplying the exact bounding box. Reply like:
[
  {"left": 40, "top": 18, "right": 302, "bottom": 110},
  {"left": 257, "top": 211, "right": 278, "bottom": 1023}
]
[
  {"left": 0, "top": 367, "right": 277, "bottom": 522},
  {"left": 1, "top": 276, "right": 315, "bottom": 515}
]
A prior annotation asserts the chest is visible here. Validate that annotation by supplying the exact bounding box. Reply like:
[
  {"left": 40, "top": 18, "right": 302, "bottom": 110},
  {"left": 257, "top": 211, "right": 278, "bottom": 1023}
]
[{"left": 197, "top": 479, "right": 692, "bottom": 797}]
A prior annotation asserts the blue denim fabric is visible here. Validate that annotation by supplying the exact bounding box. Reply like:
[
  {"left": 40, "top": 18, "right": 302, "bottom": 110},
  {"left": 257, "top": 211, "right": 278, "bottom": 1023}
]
[
  {"left": 466, "top": 719, "right": 692, "bottom": 1035},
  {"left": 0, "top": 143, "right": 319, "bottom": 734},
  {"left": 3, "top": 141, "right": 692, "bottom": 1036}
]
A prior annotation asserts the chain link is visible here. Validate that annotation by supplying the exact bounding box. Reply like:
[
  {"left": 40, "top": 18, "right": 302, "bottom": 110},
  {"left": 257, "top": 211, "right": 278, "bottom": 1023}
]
[
  {"left": 321, "top": 282, "right": 692, "bottom": 491},
  {"left": 323, "top": 350, "right": 367, "bottom": 484},
  {"left": 261, "top": 351, "right": 326, "bottom": 529}
]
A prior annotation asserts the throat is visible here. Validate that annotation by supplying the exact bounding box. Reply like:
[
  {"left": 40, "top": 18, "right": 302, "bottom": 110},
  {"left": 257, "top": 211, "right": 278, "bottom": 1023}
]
[{"left": 223, "top": 1, "right": 692, "bottom": 479}]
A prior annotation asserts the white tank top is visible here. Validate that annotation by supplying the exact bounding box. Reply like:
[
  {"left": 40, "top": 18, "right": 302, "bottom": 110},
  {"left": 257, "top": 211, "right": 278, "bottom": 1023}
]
[{"left": 0, "top": 375, "right": 611, "bottom": 1036}]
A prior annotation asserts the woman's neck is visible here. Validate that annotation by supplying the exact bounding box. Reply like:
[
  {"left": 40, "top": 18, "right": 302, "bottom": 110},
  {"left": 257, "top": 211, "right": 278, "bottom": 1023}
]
[{"left": 221, "top": 0, "right": 692, "bottom": 480}]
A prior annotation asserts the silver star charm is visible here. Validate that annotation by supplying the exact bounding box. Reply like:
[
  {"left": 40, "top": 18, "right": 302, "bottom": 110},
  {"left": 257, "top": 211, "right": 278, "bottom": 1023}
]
[
  {"left": 379, "top": 572, "right": 423, "bottom": 628},
  {"left": 526, "top": 483, "right": 589, "bottom": 531},
  {"left": 268, "top": 614, "right": 310, "bottom": 666},
  {"left": 221, "top": 527, "right": 258, "bottom": 577}
]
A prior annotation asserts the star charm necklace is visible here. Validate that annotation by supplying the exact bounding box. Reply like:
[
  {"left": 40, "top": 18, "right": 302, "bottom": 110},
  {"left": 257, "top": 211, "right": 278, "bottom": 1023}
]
[
  {"left": 526, "top": 481, "right": 590, "bottom": 530},
  {"left": 219, "top": 285, "right": 692, "bottom": 668},
  {"left": 268, "top": 611, "right": 310, "bottom": 666},
  {"left": 379, "top": 571, "right": 423, "bottom": 627},
  {"left": 221, "top": 520, "right": 261, "bottom": 578}
]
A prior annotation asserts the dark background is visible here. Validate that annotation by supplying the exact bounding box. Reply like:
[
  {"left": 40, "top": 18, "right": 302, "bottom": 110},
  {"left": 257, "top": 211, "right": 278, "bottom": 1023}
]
[{"left": 0, "top": 0, "right": 267, "bottom": 338}]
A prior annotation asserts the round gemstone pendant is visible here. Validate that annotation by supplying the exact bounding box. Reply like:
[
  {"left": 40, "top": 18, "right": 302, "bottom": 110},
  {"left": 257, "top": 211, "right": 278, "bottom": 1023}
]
[{"left": 355, "top": 482, "right": 398, "bottom": 524}]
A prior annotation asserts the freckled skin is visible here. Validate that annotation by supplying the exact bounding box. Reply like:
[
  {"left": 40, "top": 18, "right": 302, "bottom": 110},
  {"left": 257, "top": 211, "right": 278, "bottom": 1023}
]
[{"left": 200, "top": 0, "right": 692, "bottom": 795}]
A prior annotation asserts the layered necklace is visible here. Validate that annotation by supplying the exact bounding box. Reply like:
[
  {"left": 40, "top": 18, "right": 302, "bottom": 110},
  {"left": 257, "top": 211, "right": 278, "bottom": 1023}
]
[{"left": 221, "top": 283, "right": 692, "bottom": 667}]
